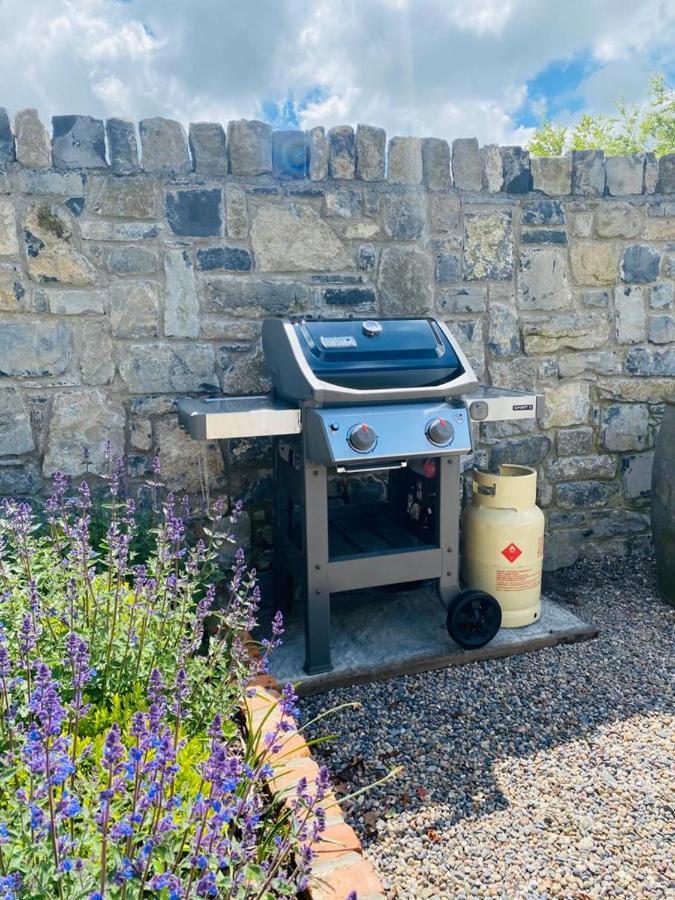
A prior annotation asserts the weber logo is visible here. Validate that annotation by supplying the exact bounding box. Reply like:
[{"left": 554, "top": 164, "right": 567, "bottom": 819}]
[
  {"left": 513, "top": 403, "right": 534, "bottom": 411},
  {"left": 320, "top": 335, "right": 357, "bottom": 348}
]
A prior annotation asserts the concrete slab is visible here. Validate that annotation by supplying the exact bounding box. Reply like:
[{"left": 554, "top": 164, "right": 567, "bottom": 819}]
[{"left": 260, "top": 583, "right": 599, "bottom": 696}]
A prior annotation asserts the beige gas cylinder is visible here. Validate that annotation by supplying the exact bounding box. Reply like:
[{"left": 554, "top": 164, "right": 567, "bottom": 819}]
[{"left": 462, "top": 465, "right": 545, "bottom": 627}]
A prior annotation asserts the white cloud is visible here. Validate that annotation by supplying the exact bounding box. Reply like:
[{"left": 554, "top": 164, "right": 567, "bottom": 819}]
[{"left": 0, "top": 0, "right": 672, "bottom": 145}]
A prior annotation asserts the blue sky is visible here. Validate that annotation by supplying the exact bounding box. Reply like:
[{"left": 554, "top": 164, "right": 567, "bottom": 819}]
[{"left": 0, "top": 0, "right": 673, "bottom": 145}]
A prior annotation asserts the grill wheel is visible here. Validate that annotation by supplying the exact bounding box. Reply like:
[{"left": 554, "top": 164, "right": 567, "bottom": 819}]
[{"left": 446, "top": 589, "right": 502, "bottom": 649}]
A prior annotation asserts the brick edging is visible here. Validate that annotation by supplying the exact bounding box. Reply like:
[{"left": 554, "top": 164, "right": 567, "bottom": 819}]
[{"left": 244, "top": 673, "right": 385, "bottom": 900}]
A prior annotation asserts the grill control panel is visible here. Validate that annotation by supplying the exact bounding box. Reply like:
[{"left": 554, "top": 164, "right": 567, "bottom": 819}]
[{"left": 304, "top": 401, "right": 472, "bottom": 466}]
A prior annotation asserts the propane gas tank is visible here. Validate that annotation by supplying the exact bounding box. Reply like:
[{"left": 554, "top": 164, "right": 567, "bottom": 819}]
[{"left": 462, "top": 465, "right": 544, "bottom": 627}]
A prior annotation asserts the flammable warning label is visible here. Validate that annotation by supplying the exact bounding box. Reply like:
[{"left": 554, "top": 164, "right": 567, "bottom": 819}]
[
  {"left": 496, "top": 568, "right": 540, "bottom": 591},
  {"left": 501, "top": 542, "right": 522, "bottom": 563}
]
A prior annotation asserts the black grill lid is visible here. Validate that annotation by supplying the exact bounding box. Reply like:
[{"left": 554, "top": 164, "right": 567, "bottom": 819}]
[{"left": 294, "top": 318, "right": 463, "bottom": 389}]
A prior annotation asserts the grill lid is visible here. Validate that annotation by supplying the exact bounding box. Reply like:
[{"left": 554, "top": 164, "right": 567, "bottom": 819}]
[{"left": 294, "top": 318, "right": 463, "bottom": 389}]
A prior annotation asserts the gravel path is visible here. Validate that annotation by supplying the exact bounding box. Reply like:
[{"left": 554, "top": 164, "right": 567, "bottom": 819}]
[{"left": 301, "top": 555, "right": 675, "bottom": 899}]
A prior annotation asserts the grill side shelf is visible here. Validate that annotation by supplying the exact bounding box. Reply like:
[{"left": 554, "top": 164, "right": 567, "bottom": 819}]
[
  {"left": 461, "top": 385, "right": 544, "bottom": 423},
  {"left": 176, "top": 395, "right": 302, "bottom": 441}
]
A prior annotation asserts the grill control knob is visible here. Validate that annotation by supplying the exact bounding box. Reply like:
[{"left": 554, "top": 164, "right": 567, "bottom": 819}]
[
  {"left": 347, "top": 423, "right": 377, "bottom": 452},
  {"left": 426, "top": 417, "right": 454, "bottom": 446}
]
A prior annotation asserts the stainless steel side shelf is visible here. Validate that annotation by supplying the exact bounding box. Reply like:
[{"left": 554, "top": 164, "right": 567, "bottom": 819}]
[
  {"left": 176, "top": 395, "right": 301, "bottom": 441},
  {"left": 461, "top": 385, "right": 544, "bottom": 423}
]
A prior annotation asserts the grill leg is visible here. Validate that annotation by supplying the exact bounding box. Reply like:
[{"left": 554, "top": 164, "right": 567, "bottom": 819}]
[
  {"left": 437, "top": 455, "right": 461, "bottom": 606},
  {"left": 303, "top": 464, "right": 332, "bottom": 674}
]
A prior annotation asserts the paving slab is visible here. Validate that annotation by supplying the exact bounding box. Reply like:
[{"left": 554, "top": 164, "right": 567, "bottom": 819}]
[{"left": 261, "top": 583, "right": 598, "bottom": 696}]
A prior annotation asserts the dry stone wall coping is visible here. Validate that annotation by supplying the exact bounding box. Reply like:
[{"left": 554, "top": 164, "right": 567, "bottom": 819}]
[{"left": 0, "top": 105, "right": 673, "bottom": 570}]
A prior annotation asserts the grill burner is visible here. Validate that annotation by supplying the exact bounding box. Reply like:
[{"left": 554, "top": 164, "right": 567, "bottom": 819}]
[{"left": 178, "top": 317, "right": 543, "bottom": 674}]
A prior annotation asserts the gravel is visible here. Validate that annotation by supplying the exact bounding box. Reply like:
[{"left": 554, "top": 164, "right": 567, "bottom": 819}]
[{"left": 300, "top": 555, "right": 675, "bottom": 899}]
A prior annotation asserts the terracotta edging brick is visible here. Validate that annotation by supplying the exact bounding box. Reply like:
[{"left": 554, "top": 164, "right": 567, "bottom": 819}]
[{"left": 244, "top": 675, "right": 385, "bottom": 900}]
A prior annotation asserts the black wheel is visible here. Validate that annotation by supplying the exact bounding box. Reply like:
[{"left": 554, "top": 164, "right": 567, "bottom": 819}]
[{"left": 446, "top": 589, "right": 502, "bottom": 649}]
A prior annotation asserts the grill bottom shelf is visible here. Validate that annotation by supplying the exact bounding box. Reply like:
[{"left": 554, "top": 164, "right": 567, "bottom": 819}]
[{"left": 328, "top": 503, "right": 435, "bottom": 560}]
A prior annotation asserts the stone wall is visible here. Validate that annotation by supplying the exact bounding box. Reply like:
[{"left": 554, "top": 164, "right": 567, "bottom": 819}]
[{"left": 0, "top": 108, "right": 673, "bottom": 569}]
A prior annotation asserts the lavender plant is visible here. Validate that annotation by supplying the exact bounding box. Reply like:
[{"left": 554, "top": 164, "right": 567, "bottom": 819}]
[{"left": 0, "top": 456, "right": 331, "bottom": 898}]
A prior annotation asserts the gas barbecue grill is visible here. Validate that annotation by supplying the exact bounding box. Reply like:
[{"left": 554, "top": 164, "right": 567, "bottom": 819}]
[{"left": 177, "top": 317, "right": 543, "bottom": 674}]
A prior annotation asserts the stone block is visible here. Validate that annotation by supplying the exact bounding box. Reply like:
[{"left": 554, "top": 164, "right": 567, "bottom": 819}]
[
  {"left": 251, "top": 203, "right": 350, "bottom": 272},
  {"left": 480, "top": 144, "right": 502, "bottom": 192},
  {"left": 581, "top": 288, "right": 610, "bottom": 308},
  {"left": 569, "top": 242, "right": 618, "bottom": 285},
  {"left": 0, "top": 108, "right": 13, "bottom": 165},
  {"left": 322, "top": 287, "right": 377, "bottom": 307},
  {"left": 218, "top": 342, "right": 271, "bottom": 395},
  {"left": 78, "top": 220, "right": 159, "bottom": 242},
  {"left": 547, "top": 454, "right": 616, "bottom": 481},
  {"left": 541, "top": 382, "right": 590, "bottom": 428},
  {"left": 452, "top": 318, "right": 485, "bottom": 377},
  {"left": 43, "top": 390, "right": 125, "bottom": 476},
  {"left": 65, "top": 198, "right": 84, "bottom": 217},
  {"left": 272, "top": 130, "right": 307, "bottom": 179},
  {"left": 14, "top": 109, "right": 50, "bottom": 168},
  {"left": 0, "top": 199, "right": 18, "bottom": 255},
  {"left": 643, "top": 217, "right": 675, "bottom": 241},
  {"left": 531, "top": 156, "right": 572, "bottom": 196},
  {"left": 324, "top": 190, "right": 362, "bottom": 218},
  {"left": 649, "top": 314, "right": 675, "bottom": 344},
  {"left": 87, "top": 175, "right": 158, "bottom": 219},
  {"left": 614, "top": 285, "right": 646, "bottom": 344},
  {"left": 118, "top": 342, "right": 217, "bottom": 393},
  {"left": 621, "top": 244, "right": 660, "bottom": 284},
  {"left": 463, "top": 209, "right": 513, "bottom": 280},
  {"left": 657, "top": 153, "right": 675, "bottom": 192},
  {"left": 377, "top": 246, "right": 432, "bottom": 316},
  {"left": 204, "top": 276, "right": 312, "bottom": 317},
  {"left": 0, "top": 263, "right": 27, "bottom": 311},
  {"left": 355, "top": 125, "right": 386, "bottom": 181},
  {"left": 437, "top": 285, "right": 486, "bottom": 313},
  {"left": 571, "top": 150, "right": 605, "bottom": 196},
  {"left": 87, "top": 245, "right": 159, "bottom": 275},
  {"left": 451, "top": 138, "right": 482, "bottom": 191},
  {"left": 225, "top": 184, "right": 248, "bottom": 239},
  {"left": 75, "top": 320, "right": 114, "bottom": 385},
  {"left": 189, "top": 122, "right": 227, "bottom": 177},
  {"left": 521, "top": 199, "right": 564, "bottom": 225},
  {"left": 650, "top": 281, "right": 673, "bottom": 309},
  {"left": 110, "top": 281, "right": 159, "bottom": 338},
  {"left": 605, "top": 156, "right": 644, "bottom": 195},
  {"left": 501, "top": 146, "right": 531, "bottom": 193},
  {"left": 106, "top": 118, "right": 139, "bottom": 174},
  {"left": 381, "top": 189, "right": 426, "bottom": 240},
  {"left": 45, "top": 288, "right": 106, "bottom": 315},
  {"left": 139, "top": 117, "right": 191, "bottom": 175},
  {"left": 642, "top": 152, "right": 658, "bottom": 193},
  {"left": 586, "top": 510, "right": 650, "bottom": 538},
  {"left": 166, "top": 188, "right": 222, "bottom": 237},
  {"left": 307, "top": 127, "right": 328, "bottom": 181},
  {"left": 523, "top": 312, "right": 607, "bottom": 353},
  {"left": 621, "top": 452, "right": 654, "bottom": 500},
  {"left": 556, "top": 481, "right": 619, "bottom": 509},
  {"left": 196, "top": 246, "right": 252, "bottom": 272},
  {"left": 429, "top": 193, "right": 461, "bottom": 236},
  {"left": 625, "top": 345, "right": 675, "bottom": 376},
  {"left": 0, "top": 388, "right": 33, "bottom": 455},
  {"left": 487, "top": 303, "right": 520, "bottom": 357},
  {"left": 154, "top": 417, "right": 223, "bottom": 493},
  {"left": 558, "top": 350, "right": 621, "bottom": 378},
  {"left": 0, "top": 173, "right": 9, "bottom": 194},
  {"left": 595, "top": 376, "right": 674, "bottom": 402},
  {"left": 388, "top": 137, "right": 423, "bottom": 185},
  {"left": 490, "top": 435, "right": 551, "bottom": 468},
  {"left": 594, "top": 202, "right": 642, "bottom": 238},
  {"left": 328, "top": 126, "right": 355, "bottom": 179},
  {"left": 543, "top": 530, "right": 582, "bottom": 571},
  {"left": 521, "top": 228, "right": 566, "bottom": 245},
  {"left": 18, "top": 170, "right": 84, "bottom": 195},
  {"left": 164, "top": 248, "right": 199, "bottom": 338},
  {"left": 51, "top": 115, "right": 106, "bottom": 169},
  {"left": 423, "top": 138, "right": 450, "bottom": 191},
  {"left": 556, "top": 427, "right": 594, "bottom": 456},
  {"left": 517, "top": 247, "right": 571, "bottom": 310},
  {"left": 601, "top": 404, "right": 650, "bottom": 452},
  {"left": 435, "top": 252, "right": 460, "bottom": 283},
  {"left": 23, "top": 205, "right": 97, "bottom": 285}
]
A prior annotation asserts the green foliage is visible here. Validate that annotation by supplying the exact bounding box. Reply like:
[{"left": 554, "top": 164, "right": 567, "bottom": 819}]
[{"left": 529, "top": 74, "right": 675, "bottom": 157}]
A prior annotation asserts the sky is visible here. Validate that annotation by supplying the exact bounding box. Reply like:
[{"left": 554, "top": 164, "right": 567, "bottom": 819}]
[{"left": 0, "top": 0, "right": 673, "bottom": 146}]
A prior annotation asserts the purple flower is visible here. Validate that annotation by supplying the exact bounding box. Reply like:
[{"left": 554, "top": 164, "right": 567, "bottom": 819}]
[{"left": 102, "top": 723, "right": 125, "bottom": 769}]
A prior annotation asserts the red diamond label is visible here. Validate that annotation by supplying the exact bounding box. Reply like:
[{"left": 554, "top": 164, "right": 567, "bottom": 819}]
[{"left": 501, "top": 542, "right": 522, "bottom": 563}]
